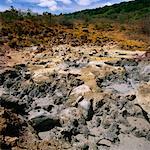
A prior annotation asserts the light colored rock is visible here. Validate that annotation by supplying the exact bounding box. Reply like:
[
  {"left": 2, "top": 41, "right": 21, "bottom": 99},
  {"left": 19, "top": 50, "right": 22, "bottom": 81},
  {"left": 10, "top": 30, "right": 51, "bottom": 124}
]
[
  {"left": 5, "top": 136, "right": 18, "bottom": 147},
  {"left": 78, "top": 99, "right": 91, "bottom": 111},
  {"left": 78, "top": 99, "right": 94, "bottom": 120},
  {"left": 111, "top": 134, "right": 150, "bottom": 150},
  {"left": 0, "top": 87, "right": 5, "bottom": 97},
  {"left": 71, "top": 84, "right": 91, "bottom": 96},
  {"left": 98, "top": 139, "right": 112, "bottom": 147},
  {"left": 57, "top": 63, "right": 68, "bottom": 70},
  {"left": 31, "top": 46, "right": 38, "bottom": 51},
  {"left": 32, "top": 96, "right": 52, "bottom": 108},
  {"left": 141, "top": 65, "right": 150, "bottom": 75},
  {"left": 59, "top": 107, "right": 82, "bottom": 125},
  {"left": 136, "top": 82, "right": 150, "bottom": 115},
  {"left": 24, "top": 46, "right": 38, "bottom": 51},
  {"left": 106, "top": 83, "right": 133, "bottom": 94},
  {"left": 140, "top": 64, "right": 150, "bottom": 81},
  {"left": 69, "top": 68, "right": 82, "bottom": 75},
  {"left": 127, "top": 117, "right": 150, "bottom": 130},
  {"left": 32, "top": 67, "right": 56, "bottom": 82},
  {"left": 38, "top": 131, "right": 51, "bottom": 140},
  {"left": 28, "top": 109, "right": 51, "bottom": 120},
  {"left": 33, "top": 68, "right": 56, "bottom": 78},
  {"left": 34, "top": 53, "right": 45, "bottom": 59},
  {"left": 71, "top": 96, "right": 84, "bottom": 107}
]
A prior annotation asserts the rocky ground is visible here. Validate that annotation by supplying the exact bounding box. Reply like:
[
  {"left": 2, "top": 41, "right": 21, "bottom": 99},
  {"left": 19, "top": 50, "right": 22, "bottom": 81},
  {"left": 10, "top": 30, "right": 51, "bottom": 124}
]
[{"left": 0, "top": 43, "right": 150, "bottom": 150}]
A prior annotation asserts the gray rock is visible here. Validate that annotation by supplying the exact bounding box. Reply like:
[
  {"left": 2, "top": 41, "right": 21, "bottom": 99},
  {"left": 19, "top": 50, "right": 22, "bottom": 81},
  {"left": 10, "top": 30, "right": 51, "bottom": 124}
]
[
  {"left": 97, "top": 139, "right": 112, "bottom": 147},
  {"left": 103, "top": 123, "right": 120, "bottom": 143},
  {"left": 0, "top": 94, "right": 27, "bottom": 114},
  {"left": 139, "top": 63, "right": 150, "bottom": 82},
  {"left": 59, "top": 107, "right": 83, "bottom": 126},
  {"left": 111, "top": 134, "right": 150, "bottom": 150},
  {"left": 28, "top": 109, "right": 61, "bottom": 132},
  {"left": 136, "top": 82, "right": 150, "bottom": 117},
  {"left": 78, "top": 99, "right": 94, "bottom": 121},
  {"left": 0, "top": 87, "right": 6, "bottom": 97},
  {"left": 71, "top": 84, "right": 91, "bottom": 96}
]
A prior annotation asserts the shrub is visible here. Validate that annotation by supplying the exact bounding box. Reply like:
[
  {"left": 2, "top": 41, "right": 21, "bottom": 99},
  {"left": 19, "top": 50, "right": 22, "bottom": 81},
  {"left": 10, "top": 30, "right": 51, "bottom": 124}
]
[
  {"left": 140, "top": 16, "right": 150, "bottom": 36},
  {"left": 8, "top": 38, "right": 18, "bottom": 48}
]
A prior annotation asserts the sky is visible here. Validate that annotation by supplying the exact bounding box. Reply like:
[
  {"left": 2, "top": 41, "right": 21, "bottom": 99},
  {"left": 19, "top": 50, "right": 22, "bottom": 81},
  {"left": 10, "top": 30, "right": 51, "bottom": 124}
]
[{"left": 0, "top": 0, "right": 132, "bottom": 14}]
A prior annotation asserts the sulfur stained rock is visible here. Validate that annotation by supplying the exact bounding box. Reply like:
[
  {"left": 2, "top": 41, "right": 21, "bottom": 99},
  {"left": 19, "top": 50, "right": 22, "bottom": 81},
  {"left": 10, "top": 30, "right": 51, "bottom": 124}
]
[{"left": 136, "top": 82, "right": 150, "bottom": 117}]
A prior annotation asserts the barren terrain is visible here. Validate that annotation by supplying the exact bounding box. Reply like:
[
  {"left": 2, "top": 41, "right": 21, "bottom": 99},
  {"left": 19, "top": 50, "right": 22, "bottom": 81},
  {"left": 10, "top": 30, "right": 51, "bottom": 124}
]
[{"left": 0, "top": 43, "right": 150, "bottom": 149}]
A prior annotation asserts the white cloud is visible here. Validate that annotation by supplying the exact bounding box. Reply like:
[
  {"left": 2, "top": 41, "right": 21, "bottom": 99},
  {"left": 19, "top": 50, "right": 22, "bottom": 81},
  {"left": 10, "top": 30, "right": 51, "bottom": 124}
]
[
  {"left": 38, "top": 0, "right": 57, "bottom": 7},
  {"left": 49, "top": 4, "right": 58, "bottom": 11},
  {"left": 18, "top": 0, "right": 71, "bottom": 5},
  {"left": 2, "top": 0, "right": 134, "bottom": 13},
  {"left": 19, "top": 0, "right": 72, "bottom": 11},
  {"left": 38, "top": 0, "right": 59, "bottom": 11},
  {"left": 6, "top": 0, "right": 13, "bottom": 3},
  {"left": 57, "top": 0, "right": 72, "bottom": 5},
  {"left": 75, "top": 0, "right": 91, "bottom": 6},
  {"left": 38, "top": 0, "right": 72, "bottom": 11},
  {"left": 102, "top": 2, "right": 112, "bottom": 6}
]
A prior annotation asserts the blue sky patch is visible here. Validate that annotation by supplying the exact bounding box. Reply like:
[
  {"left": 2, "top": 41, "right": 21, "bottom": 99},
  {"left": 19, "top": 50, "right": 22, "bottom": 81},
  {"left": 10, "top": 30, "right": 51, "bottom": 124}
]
[{"left": 0, "top": 0, "right": 132, "bottom": 14}]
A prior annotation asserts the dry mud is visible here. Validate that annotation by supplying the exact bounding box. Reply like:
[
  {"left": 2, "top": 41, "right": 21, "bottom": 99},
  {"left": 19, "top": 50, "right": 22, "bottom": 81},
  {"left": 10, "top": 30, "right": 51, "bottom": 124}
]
[{"left": 0, "top": 44, "right": 150, "bottom": 150}]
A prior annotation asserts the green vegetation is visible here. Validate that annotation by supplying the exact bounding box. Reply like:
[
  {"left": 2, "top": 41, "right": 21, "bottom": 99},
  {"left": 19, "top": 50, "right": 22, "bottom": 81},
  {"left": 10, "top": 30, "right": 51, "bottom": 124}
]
[
  {"left": 64, "top": 0, "right": 150, "bottom": 22},
  {"left": 0, "top": 0, "right": 149, "bottom": 50}
]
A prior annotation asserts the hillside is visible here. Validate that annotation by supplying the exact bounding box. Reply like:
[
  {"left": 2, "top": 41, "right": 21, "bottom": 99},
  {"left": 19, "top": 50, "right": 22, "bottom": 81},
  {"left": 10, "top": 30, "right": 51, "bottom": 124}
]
[
  {"left": 0, "top": 0, "right": 150, "bottom": 51},
  {"left": 65, "top": 0, "right": 150, "bottom": 21}
]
